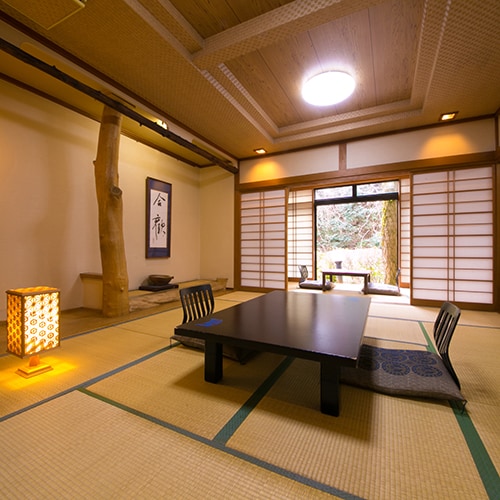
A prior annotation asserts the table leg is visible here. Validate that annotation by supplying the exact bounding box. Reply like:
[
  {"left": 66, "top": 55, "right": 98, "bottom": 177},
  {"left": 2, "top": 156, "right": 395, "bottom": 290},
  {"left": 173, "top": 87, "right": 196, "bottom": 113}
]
[
  {"left": 320, "top": 361, "right": 340, "bottom": 416},
  {"left": 205, "top": 341, "right": 223, "bottom": 382},
  {"left": 363, "top": 275, "right": 368, "bottom": 294}
]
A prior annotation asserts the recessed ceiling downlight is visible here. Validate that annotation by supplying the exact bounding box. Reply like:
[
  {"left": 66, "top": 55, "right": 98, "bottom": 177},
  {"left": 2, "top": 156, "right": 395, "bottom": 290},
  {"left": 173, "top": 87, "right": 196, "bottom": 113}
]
[{"left": 302, "top": 71, "right": 355, "bottom": 106}]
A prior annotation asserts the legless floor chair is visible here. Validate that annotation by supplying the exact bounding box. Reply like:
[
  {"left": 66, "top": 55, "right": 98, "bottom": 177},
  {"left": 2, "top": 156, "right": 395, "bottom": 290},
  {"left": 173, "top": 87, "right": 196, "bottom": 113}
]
[
  {"left": 171, "top": 283, "right": 255, "bottom": 363},
  {"left": 342, "top": 302, "right": 465, "bottom": 404}
]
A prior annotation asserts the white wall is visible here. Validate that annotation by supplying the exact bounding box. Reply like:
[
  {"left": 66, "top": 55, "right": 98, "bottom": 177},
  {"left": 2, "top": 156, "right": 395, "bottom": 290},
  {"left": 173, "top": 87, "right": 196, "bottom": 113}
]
[
  {"left": 239, "top": 144, "right": 339, "bottom": 184},
  {"left": 347, "top": 119, "right": 496, "bottom": 168},
  {"left": 0, "top": 80, "right": 234, "bottom": 320},
  {"left": 199, "top": 167, "right": 235, "bottom": 287},
  {"left": 240, "top": 119, "right": 496, "bottom": 183},
  {"left": 0, "top": 80, "right": 101, "bottom": 319},
  {"left": 119, "top": 139, "right": 202, "bottom": 290}
]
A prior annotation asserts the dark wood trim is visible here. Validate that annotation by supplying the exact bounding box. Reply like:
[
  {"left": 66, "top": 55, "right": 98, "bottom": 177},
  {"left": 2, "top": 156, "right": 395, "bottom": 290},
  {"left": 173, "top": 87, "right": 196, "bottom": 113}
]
[
  {"left": 0, "top": 11, "right": 236, "bottom": 165},
  {"left": 411, "top": 299, "right": 497, "bottom": 312},
  {"left": 339, "top": 142, "right": 347, "bottom": 171},
  {"left": 0, "top": 36, "right": 238, "bottom": 173},
  {"left": 233, "top": 187, "right": 242, "bottom": 290},
  {"left": 495, "top": 111, "right": 499, "bottom": 151},
  {"left": 495, "top": 164, "right": 500, "bottom": 312}
]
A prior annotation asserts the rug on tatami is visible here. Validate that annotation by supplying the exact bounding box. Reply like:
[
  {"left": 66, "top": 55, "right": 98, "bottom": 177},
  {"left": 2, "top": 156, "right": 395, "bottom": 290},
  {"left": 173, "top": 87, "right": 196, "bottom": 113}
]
[{"left": 341, "top": 344, "right": 465, "bottom": 403}]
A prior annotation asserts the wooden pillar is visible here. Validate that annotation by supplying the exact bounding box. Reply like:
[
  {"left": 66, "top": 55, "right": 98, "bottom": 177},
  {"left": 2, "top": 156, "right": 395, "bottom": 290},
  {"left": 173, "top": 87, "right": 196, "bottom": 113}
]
[{"left": 93, "top": 105, "right": 129, "bottom": 317}]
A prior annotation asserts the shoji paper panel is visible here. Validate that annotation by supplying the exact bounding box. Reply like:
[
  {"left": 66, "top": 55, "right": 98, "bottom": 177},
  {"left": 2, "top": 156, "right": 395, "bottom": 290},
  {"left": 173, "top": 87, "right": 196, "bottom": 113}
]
[
  {"left": 411, "top": 166, "right": 493, "bottom": 305},
  {"left": 240, "top": 190, "right": 286, "bottom": 289},
  {"left": 287, "top": 189, "right": 313, "bottom": 279}
]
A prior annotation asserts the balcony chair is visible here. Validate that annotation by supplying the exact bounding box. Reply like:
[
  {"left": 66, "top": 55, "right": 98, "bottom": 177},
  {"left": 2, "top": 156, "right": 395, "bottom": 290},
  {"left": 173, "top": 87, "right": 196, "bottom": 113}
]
[
  {"left": 298, "top": 265, "right": 333, "bottom": 290},
  {"left": 365, "top": 269, "right": 401, "bottom": 296}
]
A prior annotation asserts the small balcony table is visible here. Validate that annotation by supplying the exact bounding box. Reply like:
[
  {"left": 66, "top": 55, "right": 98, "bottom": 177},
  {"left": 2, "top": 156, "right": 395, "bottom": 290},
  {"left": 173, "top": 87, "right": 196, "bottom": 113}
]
[{"left": 322, "top": 270, "right": 371, "bottom": 293}]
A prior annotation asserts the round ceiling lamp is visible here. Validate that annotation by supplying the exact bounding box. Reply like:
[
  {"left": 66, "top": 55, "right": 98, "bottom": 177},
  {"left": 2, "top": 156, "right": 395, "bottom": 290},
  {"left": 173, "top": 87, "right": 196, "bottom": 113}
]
[{"left": 302, "top": 71, "right": 355, "bottom": 106}]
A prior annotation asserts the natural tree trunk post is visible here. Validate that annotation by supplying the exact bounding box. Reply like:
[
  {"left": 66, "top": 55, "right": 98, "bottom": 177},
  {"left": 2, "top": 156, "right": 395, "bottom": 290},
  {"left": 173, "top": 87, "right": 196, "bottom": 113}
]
[
  {"left": 382, "top": 199, "right": 398, "bottom": 284},
  {"left": 93, "top": 105, "right": 129, "bottom": 317}
]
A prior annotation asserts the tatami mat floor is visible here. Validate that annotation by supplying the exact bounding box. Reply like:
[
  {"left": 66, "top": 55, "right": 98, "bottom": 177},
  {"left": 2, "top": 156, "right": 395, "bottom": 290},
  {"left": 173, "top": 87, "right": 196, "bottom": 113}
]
[{"left": 0, "top": 290, "right": 499, "bottom": 499}]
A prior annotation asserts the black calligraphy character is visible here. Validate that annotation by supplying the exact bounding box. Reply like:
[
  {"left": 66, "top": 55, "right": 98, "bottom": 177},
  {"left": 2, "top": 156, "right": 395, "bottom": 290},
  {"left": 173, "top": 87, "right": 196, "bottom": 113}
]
[
  {"left": 153, "top": 192, "right": 166, "bottom": 207},
  {"left": 152, "top": 214, "right": 166, "bottom": 240}
]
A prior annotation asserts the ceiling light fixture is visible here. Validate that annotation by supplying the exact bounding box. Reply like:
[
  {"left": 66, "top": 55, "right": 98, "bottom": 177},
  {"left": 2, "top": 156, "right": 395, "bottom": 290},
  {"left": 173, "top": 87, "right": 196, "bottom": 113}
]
[
  {"left": 439, "top": 111, "right": 458, "bottom": 121},
  {"left": 254, "top": 148, "right": 267, "bottom": 154},
  {"left": 156, "top": 120, "right": 168, "bottom": 130},
  {"left": 302, "top": 71, "right": 355, "bottom": 106}
]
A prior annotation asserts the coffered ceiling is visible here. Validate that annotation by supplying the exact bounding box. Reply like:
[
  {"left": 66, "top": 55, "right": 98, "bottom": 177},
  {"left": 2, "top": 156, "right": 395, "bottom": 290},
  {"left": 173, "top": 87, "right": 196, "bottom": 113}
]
[{"left": 0, "top": 0, "right": 499, "bottom": 170}]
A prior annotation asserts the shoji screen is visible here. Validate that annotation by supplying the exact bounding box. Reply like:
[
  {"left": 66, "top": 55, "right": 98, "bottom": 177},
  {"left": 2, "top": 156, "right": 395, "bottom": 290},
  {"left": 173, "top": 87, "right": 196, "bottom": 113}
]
[
  {"left": 240, "top": 189, "right": 287, "bottom": 289},
  {"left": 288, "top": 189, "right": 314, "bottom": 279},
  {"left": 412, "top": 166, "right": 493, "bottom": 305}
]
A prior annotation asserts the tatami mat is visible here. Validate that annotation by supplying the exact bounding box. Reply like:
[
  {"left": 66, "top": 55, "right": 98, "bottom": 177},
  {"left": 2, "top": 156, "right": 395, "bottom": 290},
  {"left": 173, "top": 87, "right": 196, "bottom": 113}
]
[
  {"left": 363, "top": 316, "right": 427, "bottom": 347},
  {"left": 0, "top": 391, "right": 335, "bottom": 499},
  {"left": 368, "top": 302, "right": 439, "bottom": 323},
  {"left": 217, "top": 291, "right": 264, "bottom": 303},
  {"left": 449, "top": 323, "right": 500, "bottom": 471},
  {"left": 227, "top": 357, "right": 487, "bottom": 499},
  {"left": 0, "top": 325, "right": 168, "bottom": 417},
  {"left": 1, "top": 291, "right": 499, "bottom": 499},
  {"left": 87, "top": 348, "right": 285, "bottom": 440},
  {"left": 0, "top": 294, "right": 252, "bottom": 419}
]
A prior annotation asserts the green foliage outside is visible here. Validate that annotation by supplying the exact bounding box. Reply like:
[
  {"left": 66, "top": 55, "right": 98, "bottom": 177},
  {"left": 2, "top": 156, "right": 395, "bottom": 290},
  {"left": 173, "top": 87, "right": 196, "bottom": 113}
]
[{"left": 316, "top": 200, "right": 397, "bottom": 284}]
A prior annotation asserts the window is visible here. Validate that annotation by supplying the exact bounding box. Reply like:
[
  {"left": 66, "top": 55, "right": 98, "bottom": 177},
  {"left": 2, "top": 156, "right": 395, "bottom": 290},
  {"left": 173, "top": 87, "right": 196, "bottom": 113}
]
[
  {"left": 315, "top": 181, "right": 399, "bottom": 203},
  {"left": 315, "top": 181, "right": 400, "bottom": 284}
]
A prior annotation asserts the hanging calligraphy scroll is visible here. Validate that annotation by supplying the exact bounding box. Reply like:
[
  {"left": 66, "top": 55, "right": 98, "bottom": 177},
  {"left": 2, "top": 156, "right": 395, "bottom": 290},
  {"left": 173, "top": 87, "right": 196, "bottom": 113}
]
[{"left": 146, "top": 177, "right": 172, "bottom": 258}]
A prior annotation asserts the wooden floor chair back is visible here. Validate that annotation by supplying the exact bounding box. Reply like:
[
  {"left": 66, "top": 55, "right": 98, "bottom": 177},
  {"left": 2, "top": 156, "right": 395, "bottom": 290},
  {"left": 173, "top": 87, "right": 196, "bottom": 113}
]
[
  {"left": 341, "top": 301, "right": 464, "bottom": 404},
  {"left": 179, "top": 284, "right": 214, "bottom": 324},
  {"left": 433, "top": 301, "right": 461, "bottom": 388}
]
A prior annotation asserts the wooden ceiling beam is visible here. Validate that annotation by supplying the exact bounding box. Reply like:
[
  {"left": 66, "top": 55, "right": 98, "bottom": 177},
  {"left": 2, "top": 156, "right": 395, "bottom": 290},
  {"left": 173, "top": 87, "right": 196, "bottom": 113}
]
[{"left": 0, "top": 37, "right": 238, "bottom": 174}]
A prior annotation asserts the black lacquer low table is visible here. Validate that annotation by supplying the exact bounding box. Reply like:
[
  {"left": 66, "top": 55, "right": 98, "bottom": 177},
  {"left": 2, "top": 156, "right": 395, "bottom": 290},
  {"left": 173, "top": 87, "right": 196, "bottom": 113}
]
[{"left": 174, "top": 290, "right": 371, "bottom": 416}]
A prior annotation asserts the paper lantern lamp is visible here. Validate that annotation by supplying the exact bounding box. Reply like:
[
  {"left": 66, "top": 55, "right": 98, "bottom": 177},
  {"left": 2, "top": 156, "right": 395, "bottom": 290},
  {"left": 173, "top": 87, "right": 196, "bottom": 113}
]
[{"left": 6, "top": 286, "right": 60, "bottom": 378}]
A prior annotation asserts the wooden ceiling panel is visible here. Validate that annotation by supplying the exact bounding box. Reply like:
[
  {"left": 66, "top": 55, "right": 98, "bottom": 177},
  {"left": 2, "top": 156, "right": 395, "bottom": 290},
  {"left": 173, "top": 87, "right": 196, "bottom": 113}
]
[
  {"left": 307, "top": 10, "right": 376, "bottom": 115},
  {"left": 168, "top": 0, "right": 239, "bottom": 39},
  {"left": 226, "top": 50, "right": 301, "bottom": 127},
  {"left": 169, "top": 0, "right": 294, "bottom": 39},
  {"left": 229, "top": 29, "right": 327, "bottom": 127},
  {"left": 0, "top": 0, "right": 498, "bottom": 164},
  {"left": 227, "top": 0, "right": 296, "bottom": 25},
  {"left": 369, "top": 0, "right": 423, "bottom": 105},
  {"left": 256, "top": 30, "right": 325, "bottom": 125}
]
